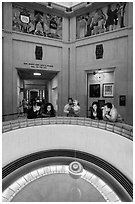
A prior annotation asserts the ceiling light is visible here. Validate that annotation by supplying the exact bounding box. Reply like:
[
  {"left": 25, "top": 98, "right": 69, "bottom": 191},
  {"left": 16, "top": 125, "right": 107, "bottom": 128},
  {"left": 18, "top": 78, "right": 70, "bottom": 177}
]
[{"left": 33, "top": 73, "right": 41, "bottom": 76}]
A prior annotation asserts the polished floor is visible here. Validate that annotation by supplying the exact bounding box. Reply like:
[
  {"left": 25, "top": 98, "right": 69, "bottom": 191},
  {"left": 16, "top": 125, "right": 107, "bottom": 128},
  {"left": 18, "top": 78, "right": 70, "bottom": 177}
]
[
  {"left": 11, "top": 173, "right": 106, "bottom": 202},
  {"left": 3, "top": 163, "right": 122, "bottom": 202}
]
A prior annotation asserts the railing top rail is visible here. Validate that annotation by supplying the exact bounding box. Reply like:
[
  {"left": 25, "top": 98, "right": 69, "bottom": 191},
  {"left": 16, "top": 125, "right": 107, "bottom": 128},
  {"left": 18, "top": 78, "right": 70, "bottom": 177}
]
[{"left": 2, "top": 117, "right": 133, "bottom": 141}]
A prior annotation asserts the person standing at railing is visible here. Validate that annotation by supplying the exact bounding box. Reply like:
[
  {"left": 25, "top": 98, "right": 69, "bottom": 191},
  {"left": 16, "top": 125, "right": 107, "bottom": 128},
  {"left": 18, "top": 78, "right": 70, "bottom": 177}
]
[
  {"left": 73, "top": 100, "right": 80, "bottom": 117},
  {"left": 64, "top": 98, "right": 75, "bottom": 117},
  {"left": 64, "top": 98, "right": 74, "bottom": 117},
  {"left": 22, "top": 98, "right": 28, "bottom": 116},
  {"left": 27, "top": 99, "right": 40, "bottom": 119},
  {"left": 102, "top": 102, "right": 123, "bottom": 122},
  {"left": 89, "top": 101, "right": 103, "bottom": 120},
  {"left": 18, "top": 101, "right": 23, "bottom": 117},
  {"left": 40, "top": 103, "right": 56, "bottom": 118},
  {"left": 64, "top": 98, "right": 81, "bottom": 117}
]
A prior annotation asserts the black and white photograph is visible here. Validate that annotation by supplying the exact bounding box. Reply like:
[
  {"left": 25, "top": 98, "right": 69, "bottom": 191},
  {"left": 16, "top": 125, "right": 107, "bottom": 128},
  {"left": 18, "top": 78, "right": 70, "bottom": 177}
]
[{"left": 2, "top": 1, "right": 133, "bottom": 202}]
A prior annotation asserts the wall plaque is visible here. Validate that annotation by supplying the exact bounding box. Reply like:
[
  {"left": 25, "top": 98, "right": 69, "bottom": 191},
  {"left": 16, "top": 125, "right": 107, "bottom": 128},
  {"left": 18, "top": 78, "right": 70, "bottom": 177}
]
[
  {"left": 95, "top": 44, "right": 103, "bottom": 59},
  {"left": 119, "top": 95, "right": 126, "bottom": 106},
  {"left": 35, "top": 46, "right": 43, "bottom": 60},
  {"left": 24, "top": 62, "right": 53, "bottom": 69}
]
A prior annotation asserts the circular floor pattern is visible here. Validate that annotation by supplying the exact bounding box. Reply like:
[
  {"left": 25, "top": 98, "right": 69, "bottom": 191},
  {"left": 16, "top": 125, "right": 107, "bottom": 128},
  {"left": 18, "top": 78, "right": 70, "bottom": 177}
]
[
  {"left": 11, "top": 174, "right": 106, "bottom": 202},
  {"left": 2, "top": 165, "right": 121, "bottom": 202}
]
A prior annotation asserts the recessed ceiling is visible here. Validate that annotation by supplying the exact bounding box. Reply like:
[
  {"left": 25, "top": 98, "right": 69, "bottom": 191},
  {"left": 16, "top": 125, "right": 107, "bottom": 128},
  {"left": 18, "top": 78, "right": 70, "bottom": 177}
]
[{"left": 17, "top": 68, "right": 58, "bottom": 81}]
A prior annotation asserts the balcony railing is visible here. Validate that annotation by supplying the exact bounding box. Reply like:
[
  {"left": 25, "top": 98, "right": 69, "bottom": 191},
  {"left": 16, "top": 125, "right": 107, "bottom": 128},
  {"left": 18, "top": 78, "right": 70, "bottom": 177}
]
[{"left": 2, "top": 117, "right": 133, "bottom": 141}]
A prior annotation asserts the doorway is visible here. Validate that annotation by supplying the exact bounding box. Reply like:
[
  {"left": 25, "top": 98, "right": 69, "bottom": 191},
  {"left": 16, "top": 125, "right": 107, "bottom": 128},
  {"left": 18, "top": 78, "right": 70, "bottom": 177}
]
[
  {"left": 17, "top": 68, "right": 59, "bottom": 113},
  {"left": 87, "top": 70, "right": 115, "bottom": 117},
  {"left": 30, "top": 90, "right": 38, "bottom": 101}
]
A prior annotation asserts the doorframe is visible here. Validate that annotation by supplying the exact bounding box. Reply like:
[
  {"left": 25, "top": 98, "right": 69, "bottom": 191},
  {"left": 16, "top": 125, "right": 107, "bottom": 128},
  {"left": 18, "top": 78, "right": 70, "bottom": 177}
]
[{"left": 86, "top": 67, "right": 116, "bottom": 118}]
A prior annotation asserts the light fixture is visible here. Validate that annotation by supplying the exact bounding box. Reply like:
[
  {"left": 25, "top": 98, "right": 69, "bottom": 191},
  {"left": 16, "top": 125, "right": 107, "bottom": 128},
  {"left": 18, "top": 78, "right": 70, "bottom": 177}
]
[
  {"left": 33, "top": 73, "right": 41, "bottom": 76},
  {"left": 95, "top": 72, "right": 104, "bottom": 82},
  {"left": 68, "top": 161, "right": 83, "bottom": 179},
  {"left": 93, "top": 69, "right": 104, "bottom": 82}
]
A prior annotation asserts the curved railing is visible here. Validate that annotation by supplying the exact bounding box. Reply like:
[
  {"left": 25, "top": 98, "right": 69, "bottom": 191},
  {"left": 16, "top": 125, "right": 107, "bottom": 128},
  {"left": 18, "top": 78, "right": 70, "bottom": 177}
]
[{"left": 2, "top": 117, "right": 133, "bottom": 141}]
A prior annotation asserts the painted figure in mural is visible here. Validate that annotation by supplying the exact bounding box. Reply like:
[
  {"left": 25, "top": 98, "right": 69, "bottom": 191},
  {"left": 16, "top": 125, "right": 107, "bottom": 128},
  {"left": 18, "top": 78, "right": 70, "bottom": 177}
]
[
  {"left": 49, "top": 17, "right": 58, "bottom": 37},
  {"left": 46, "top": 14, "right": 60, "bottom": 38},
  {"left": 112, "top": 4, "right": 120, "bottom": 29},
  {"left": 89, "top": 9, "right": 106, "bottom": 35},
  {"left": 105, "top": 3, "right": 126, "bottom": 31},
  {"left": 117, "top": 2, "right": 126, "bottom": 28},
  {"left": 97, "top": 9, "right": 106, "bottom": 33},
  {"left": 91, "top": 10, "right": 99, "bottom": 35},
  {"left": 50, "top": 17, "right": 57, "bottom": 30},
  {"left": 85, "top": 13, "right": 93, "bottom": 36},
  {"left": 56, "top": 17, "right": 62, "bottom": 37},
  {"left": 34, "top": 12, "right": 44, "bottom": 36},
  {"left": 13, "top": 11, "right": 21, "bottom": 31},
  {"left": 105, "top": 4, "right": 116, "bottom": 31},
  {"left": 43, "top": 16, "right": 50, "bottom": 34},
  {"left": 78, "top": 16, "right": 87, "bottom": 38},
  {"left": 28, "top": 19, "right": 35, "bottom": 34}
]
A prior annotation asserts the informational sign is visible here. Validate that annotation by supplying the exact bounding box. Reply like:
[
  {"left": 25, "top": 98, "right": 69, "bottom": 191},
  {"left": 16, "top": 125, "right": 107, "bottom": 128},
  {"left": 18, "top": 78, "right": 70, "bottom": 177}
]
[
  {"left": 24, "top": 62, "right": 53, "bottom": 69},
  {"left": 119, "top": 95, "right": 126, "bottom": 106}
]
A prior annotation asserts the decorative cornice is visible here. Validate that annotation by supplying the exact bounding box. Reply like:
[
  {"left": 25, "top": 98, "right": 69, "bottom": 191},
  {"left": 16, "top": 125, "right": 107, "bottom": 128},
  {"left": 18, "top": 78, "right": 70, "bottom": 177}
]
[{"left": 2, "top": 26, "right": 133, "bottom": 45}]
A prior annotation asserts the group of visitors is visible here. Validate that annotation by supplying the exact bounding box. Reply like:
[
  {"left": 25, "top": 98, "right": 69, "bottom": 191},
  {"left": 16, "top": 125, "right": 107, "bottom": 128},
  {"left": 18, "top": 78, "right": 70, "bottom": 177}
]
[
  {"left": 89, "top": 101, "right": 122, "bottom": 122},
  {"left": 64, "top": 98, "right": 80, "bottom": 117},
  {"left": 64, "top": 98, "right": 122, "bottom": 123},
  {"left": 19, "top": 98, "right": 55, "bottom": 119},
  {"left": 19, "top": 97, "right": 122, "bottom": 122},
  {"left": 27, "top": 99, "right": 56, "bottom": 119}
]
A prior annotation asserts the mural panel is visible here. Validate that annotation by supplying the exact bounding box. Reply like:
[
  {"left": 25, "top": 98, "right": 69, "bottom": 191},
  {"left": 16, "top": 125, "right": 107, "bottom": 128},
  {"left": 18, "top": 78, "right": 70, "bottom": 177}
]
[
  {"left": 12, "top": 4, "right": 62, "bottom": 39},
  {"left": 76, "top": 2, "right": 127, "bottom": 39}
]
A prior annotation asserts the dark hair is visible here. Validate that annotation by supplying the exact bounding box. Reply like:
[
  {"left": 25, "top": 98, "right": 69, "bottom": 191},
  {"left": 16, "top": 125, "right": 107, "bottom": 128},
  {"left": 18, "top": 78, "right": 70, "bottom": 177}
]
[
  {"left": 105, "top": 102, "right": 112, "bottom": 109},
  {"left": 44, "top": 103, "right": 55, "bottom": 116},
  {"left": 68, "top": 98, "right": 73, "bottom": 102},
  {"left": 92, "top": 101, "right": 98, "bottom": 107}
]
